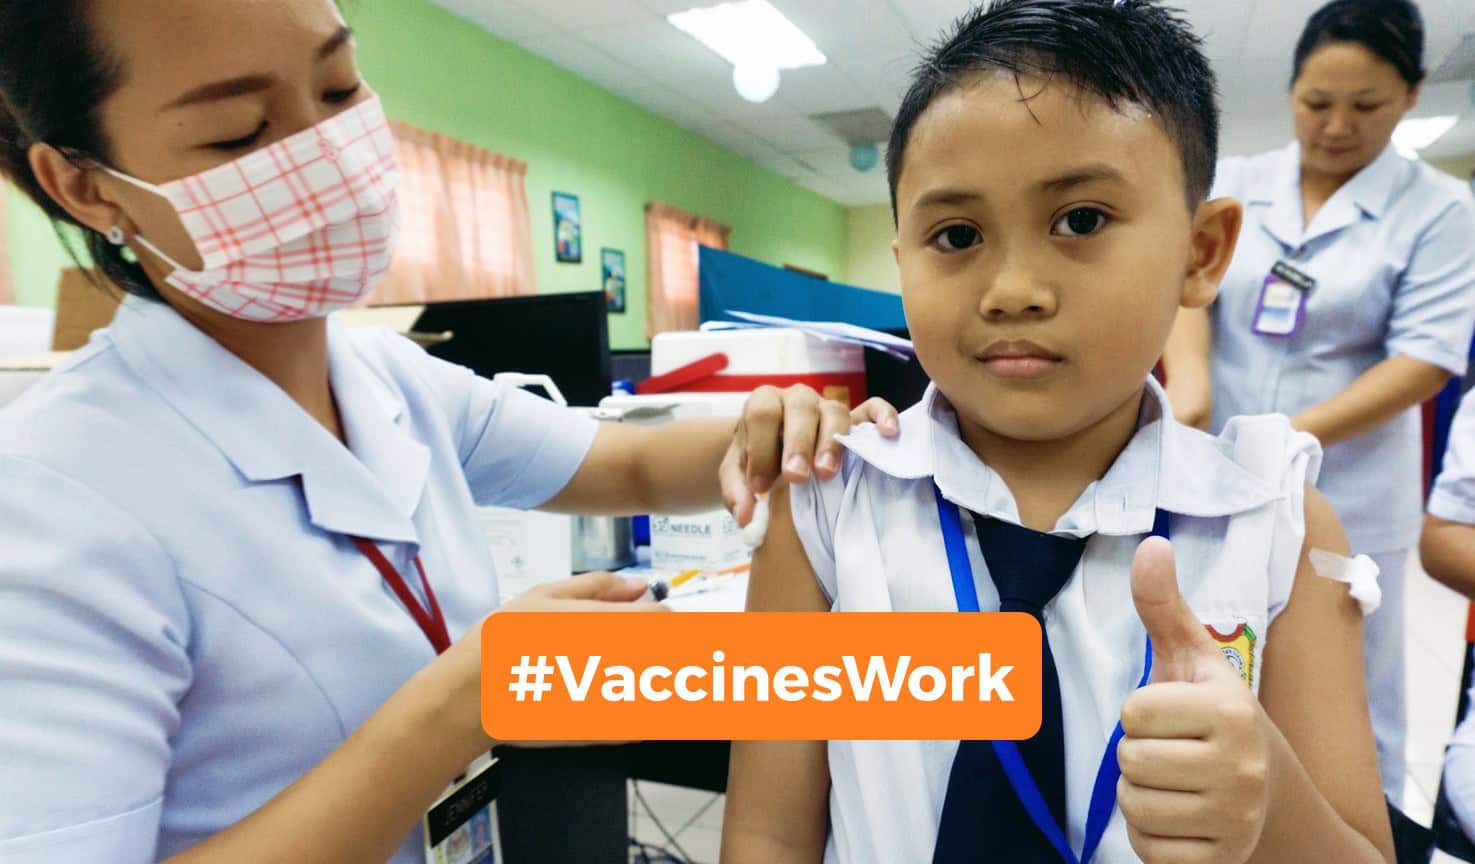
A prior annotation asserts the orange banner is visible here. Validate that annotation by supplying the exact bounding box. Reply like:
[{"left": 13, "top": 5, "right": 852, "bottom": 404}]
[{"left": 481, "top": 612, "right": 1042, "bottom": 742}]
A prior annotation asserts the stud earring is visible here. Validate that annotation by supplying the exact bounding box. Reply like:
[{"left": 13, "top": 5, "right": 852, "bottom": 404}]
[{"left": 106, "top": 225, "right": 126, "bottom": 246}]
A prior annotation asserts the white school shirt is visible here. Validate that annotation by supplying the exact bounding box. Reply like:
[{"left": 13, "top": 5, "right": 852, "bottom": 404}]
[
  {"left": 791, "top": 377, "right": 1319, "bottom": 864},
  {"left": 1429, "top": 387, "right": 1475, "bottom": 527},
  {"left": 1430, "top": 389, "right": 1475, "bottom": 839},
  {"left": 0, "top": 296, "right": 598, "bottom": 863},
  {"left": 1209, "top": 142, "right": 1475, "bottom": 555}
]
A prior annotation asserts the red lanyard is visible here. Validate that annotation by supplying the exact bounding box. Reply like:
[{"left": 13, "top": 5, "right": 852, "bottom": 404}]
[{"left": 353, "top": 537, "right": 452, "bottom": 655}]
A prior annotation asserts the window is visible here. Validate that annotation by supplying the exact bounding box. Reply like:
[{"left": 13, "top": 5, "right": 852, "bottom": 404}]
[
  {"left": 645, "top": 202, "right": 731, "bottom": 337},
  {"left": 370, "top": 121, "right": 535, "bottom": 305}
]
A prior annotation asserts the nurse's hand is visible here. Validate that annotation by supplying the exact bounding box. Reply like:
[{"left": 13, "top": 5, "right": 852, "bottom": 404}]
[
  {"left": 499, "top": 570, "right": 668, "bottom": 614},
  {"left": 436, "top": 571, "right": 669, "bottom": 752},
  {"left": 1117, "top": 538, "right": 1269, "bottom": 864},
  {"left": 722, "top": 386, "right": 899, "bottom": 526}
]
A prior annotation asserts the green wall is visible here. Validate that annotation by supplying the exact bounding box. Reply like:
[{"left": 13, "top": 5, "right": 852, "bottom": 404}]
[
  {"left": 6, "top": 187, "right": 76, "bottom": 309},
  {"left": 4, "top": 0, "right": 849, "bottom": 350}
]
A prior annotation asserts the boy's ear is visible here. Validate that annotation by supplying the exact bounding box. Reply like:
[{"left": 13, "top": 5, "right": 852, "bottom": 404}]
[{"left": 1182, "top": 197, "right": 1242, "bottom": 309}]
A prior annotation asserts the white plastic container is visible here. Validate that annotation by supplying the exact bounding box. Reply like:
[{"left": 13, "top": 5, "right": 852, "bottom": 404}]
[
  {"left": 599, "top": 391, "right": 753, "bottom": 572},
  {"left": 649, "top": 511, "right": 749, "bottom": 571}
]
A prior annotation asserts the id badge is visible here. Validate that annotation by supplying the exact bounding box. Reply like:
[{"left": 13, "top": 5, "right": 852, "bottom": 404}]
[
  {"left": 1252, "top": 260, "right": 1316, "bottom": 338},
  {"left": 423, "top": 751, "right": 502, "bottom": 864}
]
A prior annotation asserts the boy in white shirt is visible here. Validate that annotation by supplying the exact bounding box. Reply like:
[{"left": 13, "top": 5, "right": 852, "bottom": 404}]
[
  {"left": 1420, "top": 389, "right": 1475, "bottom": 841},
  {"left": 721, "top": 1, "right": 1393, "bottom": 861}
]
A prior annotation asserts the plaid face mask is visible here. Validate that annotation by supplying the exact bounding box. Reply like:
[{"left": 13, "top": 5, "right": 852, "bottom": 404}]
[{"left": 103, "top": 95, "right": 401, "bottom": 323}]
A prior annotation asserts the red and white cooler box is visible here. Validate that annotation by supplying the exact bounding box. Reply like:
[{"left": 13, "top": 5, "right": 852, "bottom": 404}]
[
  {"left": 597, "top": 327, "right": 868, "bottom": 571},
  {"left": 639, "top": 328, "right": 868, "bottom": 408}
]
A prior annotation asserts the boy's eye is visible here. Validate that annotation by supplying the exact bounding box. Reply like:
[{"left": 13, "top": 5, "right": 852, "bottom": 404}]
[
  {"left": 1052, "top": 208, "right": 1108, "bottom": 238},
  {"left": 1355, "top": 103, "right": 1384, "bottom": 113},
  {"left": 207, "top": 122, "right": 268, "bottom": 152},
  {"left": 1305, "top": 102, "right": 1329, "bottom": 112},
  {"left": 931, "top": 224, "right": 982, "bottom": 252}
]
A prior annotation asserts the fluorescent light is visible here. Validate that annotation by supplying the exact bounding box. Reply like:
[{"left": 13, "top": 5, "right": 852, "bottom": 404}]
[
  {"left": 668, "top": 1, "right": 827, "bottom": 71},
  {"left": 1392, "top": 115, "right": 1459, "bottom": 158}
]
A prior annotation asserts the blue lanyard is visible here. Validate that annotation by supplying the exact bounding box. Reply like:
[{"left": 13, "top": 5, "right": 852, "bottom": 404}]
[{"left": 933, "top": 485, "right": 1167, "bottom": 864}]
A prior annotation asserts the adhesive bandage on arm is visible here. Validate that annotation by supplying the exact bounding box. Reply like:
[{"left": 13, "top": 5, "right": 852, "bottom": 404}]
[{"left": 1307, "top": 549, "right": 1382, "bottom": 616}]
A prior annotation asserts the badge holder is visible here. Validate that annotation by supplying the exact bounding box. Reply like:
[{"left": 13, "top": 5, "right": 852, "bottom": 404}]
[
  {"left": 423, "top": 751, "right": 503, "bottom": 864},
  {"left": 1252, "top": 259, "right": 1316, "bottom": 338}
]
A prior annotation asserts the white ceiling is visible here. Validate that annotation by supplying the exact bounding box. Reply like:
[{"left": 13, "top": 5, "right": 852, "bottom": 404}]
[{"left": 433, "top": 0, "right": 1475, "bottom": 206}]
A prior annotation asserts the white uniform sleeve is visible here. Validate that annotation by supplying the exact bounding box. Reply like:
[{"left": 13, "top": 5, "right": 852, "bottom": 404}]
[
  {"left": 1385, "top": 194, "right": 1475, "bottom": 377},
  {"left": 0, "top": 457, "right": 191, "bottom": 863},
  {"left": 1220, "top": 414, "right": 1324, "bottom": 624},
  {"left": 375, "top": 331, "right": 599, "bottom": 510},
  {"left": 1431, "top": 388, "right": 1475, "bottom": 525},
  {"left": 456, "top": 379, "right": 599, "bottom": 509},
  {"left": 787, "top": 467, "right": 850, "bottom": 606}
]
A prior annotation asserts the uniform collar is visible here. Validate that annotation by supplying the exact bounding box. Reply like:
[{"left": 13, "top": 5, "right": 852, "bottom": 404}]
[
  {"left": 837, "top": 376, "right": 1279, "bottom": 537},
  {"left": 110, "top": 297, "right": 429, "bottom": 544},
  {"left": 1244, "top": 141, "right": 1410, "bottom": 248}
]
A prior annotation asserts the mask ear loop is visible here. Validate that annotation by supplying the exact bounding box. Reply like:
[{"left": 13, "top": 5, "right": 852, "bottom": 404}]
[{"left": 90, "top": 163, "right": 202, "bottom": 276}]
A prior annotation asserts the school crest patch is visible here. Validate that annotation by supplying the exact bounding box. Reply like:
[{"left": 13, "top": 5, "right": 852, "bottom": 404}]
[{"left": 1206, "top": 623, "right": 1256, "bottom": 688}]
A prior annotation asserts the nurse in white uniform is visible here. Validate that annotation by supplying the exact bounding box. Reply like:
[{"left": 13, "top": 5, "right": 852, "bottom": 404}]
[
  {"left": 0, "top": 2, "right": 897, "bottom": 862},
  {"left": 1165, "top": 0, "right": 1475, "bottom": 806}
]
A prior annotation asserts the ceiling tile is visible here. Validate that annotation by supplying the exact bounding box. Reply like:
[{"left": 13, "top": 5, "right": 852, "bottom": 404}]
[
  {"left": 518, "top": 33, "right": 661, "bottom": 95},
  {"left": 599, "top": 19, "right": 734, "bottom": 93},
  {"left": 430, "top": 0, "right": 554, "bottom": 45},
  {"left": 773, "top": 63, "right": 879, "bottom": 117},
  {"left": 533, "top": 0, "right": 657, "bottom": 32},
  {"left": 771, "top": 0, "right": 919, "bottom": 60},
  {"left": 618, "top": 84, "right": 726, "bottom": 135},
  {"left": 726, "top": 101, "right": 844, "bottom": 151},
  {"left": 834, "top": 52, "right": 919, "bottom": 113},
  {"left": 887, "top": 0, "right": 975, "bottom": 45}
]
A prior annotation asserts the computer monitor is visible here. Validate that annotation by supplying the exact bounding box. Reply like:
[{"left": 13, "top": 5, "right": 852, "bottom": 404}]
[{"left": 409, "top": 292, "right": 612, "bottom": 407}]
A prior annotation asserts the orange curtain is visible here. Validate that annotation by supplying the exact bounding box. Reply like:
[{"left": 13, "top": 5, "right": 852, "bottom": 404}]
[
  {"left": 369, "top": 120, "right": 535, "bottom": 305},
  {"left": 0, "top": 187, "right": 12, "bottom": 305},
  {"left": 645, "top": 203, "right": 731, "bottom": 337}
]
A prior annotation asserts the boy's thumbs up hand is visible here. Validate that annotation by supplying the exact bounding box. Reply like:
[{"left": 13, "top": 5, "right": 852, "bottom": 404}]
[
  {"left": 1133, "top": 537, "right": 1241, "bottom": 686},
  {"left": 1116, "top": 537, "right": 1269, "bottom": 864}
]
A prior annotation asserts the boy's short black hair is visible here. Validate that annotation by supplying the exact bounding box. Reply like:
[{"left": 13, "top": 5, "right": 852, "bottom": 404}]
[
  {"left": 1293, "top": 0, "right": 1425, "bottom": 88},
  {"left": 886, "top": 0, "right": 1219, "bottom": 220}
]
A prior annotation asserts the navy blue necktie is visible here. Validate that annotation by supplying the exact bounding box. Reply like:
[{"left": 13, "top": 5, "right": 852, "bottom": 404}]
[{"left": 933, "top": 515, "right": 1088, "bottom": 863}]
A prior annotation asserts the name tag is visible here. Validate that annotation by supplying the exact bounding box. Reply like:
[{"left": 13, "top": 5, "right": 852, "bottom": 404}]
[
  {"left": 424, "top": 751, "right": 502, "bottom": 864},
  {"left": 1252, "top": 260, "right": 1316, "bottom": 338}
]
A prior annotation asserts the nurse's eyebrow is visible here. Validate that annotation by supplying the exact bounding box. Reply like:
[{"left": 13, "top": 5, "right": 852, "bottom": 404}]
[
  {"left": 166, "top": 75, "right": 274, "bottom": 110},
  {"left": 318, "top": 26, "right": 355, "bottom": 60},
  {"left": 163, "top": 27, "right": 354, "bottom": 111},
  {"left": 1037, "top": 164, "right": 1125, "bottom": 194}
]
